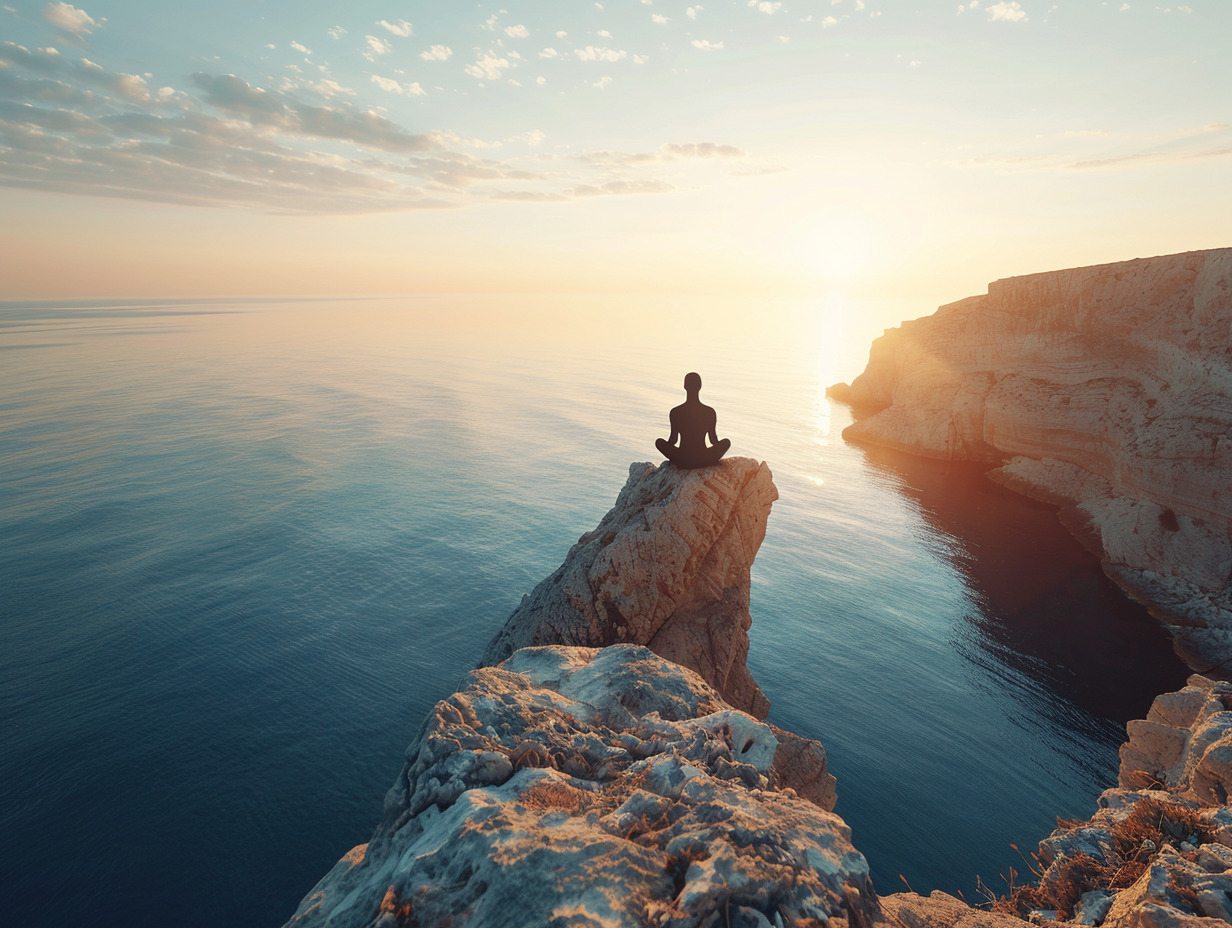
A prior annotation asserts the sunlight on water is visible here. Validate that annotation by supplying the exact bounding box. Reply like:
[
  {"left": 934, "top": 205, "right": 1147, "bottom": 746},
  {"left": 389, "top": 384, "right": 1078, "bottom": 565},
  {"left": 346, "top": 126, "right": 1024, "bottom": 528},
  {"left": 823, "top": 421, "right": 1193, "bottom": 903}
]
[{"left": 0, "top": 296, "right": 1191, "bottom": 928}]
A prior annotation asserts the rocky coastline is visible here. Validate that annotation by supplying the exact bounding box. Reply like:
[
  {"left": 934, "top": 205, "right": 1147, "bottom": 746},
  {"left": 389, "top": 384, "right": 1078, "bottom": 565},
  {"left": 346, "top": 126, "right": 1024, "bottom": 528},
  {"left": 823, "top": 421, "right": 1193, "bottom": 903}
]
[
  {"left": 285, "top": 249, "right": 1232, "bottom": 928},
  {"left": 832, "top": 249, "right": 1232, "bottom": 674}
]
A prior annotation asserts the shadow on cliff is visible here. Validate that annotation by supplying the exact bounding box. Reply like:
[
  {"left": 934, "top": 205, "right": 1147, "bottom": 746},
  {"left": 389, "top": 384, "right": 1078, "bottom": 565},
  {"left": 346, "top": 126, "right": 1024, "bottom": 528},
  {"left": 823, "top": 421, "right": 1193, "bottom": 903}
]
[{"left": 853, "top": 443, "right": 1192, "bottom": 726}]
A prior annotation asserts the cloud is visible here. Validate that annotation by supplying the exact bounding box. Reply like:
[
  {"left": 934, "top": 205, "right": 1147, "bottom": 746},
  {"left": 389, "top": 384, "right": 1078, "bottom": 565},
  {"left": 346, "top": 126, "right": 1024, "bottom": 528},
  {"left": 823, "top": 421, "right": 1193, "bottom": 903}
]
[
  {"left": 662, "top": 142, "right": 745, "bottom": 158},
  {"left": 0, "top": 44, "right": 172, "bottom": 105},
  {"left": 328, "top": 26, "right": 346, "bottom": 40},
  {"left": 290, "top": 41, "right": 312, "bottom": 56},
  {"left": 370, "top": 74, "right": 426, "bottom": 96},
  {"left": 490, "top": 190, "right": 570, "bottom": 202},
  {"left": 377, "top": 19, "right": 413, "bottom": 37},
  {"left": 986, "top": 2, "right": 1027, "bottom": 22},
  {"left": 748, "top": 0, "right": 782, "bottom": 13},
  {"left": 1067, "top": 147, "right": 1232, "bottom": 170},
  {"left": 464, "top": 51, "right": 512, "bottom": 81},
  {"left": 363, "top": 35, "right": 391, "bottom": 61},
  {"left": 0, "top": 38, "right": 741, "bottom": 214},
  {"left": 569, "top": 179, "right": 674, "bottom": 196},
  {"left": 190, "top": 72, "right": 433, "bottom": 151},
  {"left": 575, "top": 46, "right": 627, "bottom": 62},
  {"left": 42, "top": 2, "right": 99, "bottom": 36},
  {"left": 504, "top": 24, "right": 529, "bottom": 38},
  {"left": 690, "top": 39, "right": 724, "bottom": 50},
  {"left": 687, "top": 6, "right": 702, "bottom": 19},
  {"left": 652, "top": 13, "right": 670, "bottom": 23},
  {"left": 421, "top": 44, "right": 452, "bottom": 61},
  {"left": 190, "top": 72, "right": 287, "bottom": 122}
]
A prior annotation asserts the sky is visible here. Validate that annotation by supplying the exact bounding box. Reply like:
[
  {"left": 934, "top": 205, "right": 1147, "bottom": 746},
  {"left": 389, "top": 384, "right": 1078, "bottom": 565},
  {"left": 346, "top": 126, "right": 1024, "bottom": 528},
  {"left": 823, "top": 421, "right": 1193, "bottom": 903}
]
[{"left": 0, "top": 0, "right": 1229, "bottom": 317}]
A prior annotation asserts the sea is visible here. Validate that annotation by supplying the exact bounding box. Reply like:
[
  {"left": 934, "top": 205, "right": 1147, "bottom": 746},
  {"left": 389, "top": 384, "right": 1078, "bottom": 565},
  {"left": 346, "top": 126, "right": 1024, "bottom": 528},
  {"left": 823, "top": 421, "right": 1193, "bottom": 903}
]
[{"left": 0, "top": 295, "right": 1191, "bottom": 928}]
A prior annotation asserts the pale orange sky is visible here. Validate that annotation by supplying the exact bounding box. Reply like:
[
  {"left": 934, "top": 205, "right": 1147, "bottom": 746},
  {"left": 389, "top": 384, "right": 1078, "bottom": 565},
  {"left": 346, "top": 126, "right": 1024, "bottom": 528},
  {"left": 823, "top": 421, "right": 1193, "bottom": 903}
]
[{"left": 2, "top": 0, "right": 1229, "bottom": 336}]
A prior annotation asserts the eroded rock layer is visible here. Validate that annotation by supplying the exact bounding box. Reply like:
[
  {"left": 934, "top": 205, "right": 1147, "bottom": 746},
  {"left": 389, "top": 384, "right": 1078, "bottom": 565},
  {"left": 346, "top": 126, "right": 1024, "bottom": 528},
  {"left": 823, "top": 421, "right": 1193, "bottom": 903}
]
[
  {"left": 841, "top": 249, "right": 1232, "bottom": 669},
  {"left": 481, "top": 457, "right": 778, "bottom": 719},
  {"left": 283, "top": 645, "right": 875, "bottom": 928}
]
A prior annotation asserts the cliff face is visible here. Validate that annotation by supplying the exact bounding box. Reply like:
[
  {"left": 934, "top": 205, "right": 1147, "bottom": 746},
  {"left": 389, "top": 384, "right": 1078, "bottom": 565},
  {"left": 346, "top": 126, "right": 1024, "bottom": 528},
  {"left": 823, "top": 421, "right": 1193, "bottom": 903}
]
[
  {"left": 283, "top": 646, "right": 875, "bottom": 928},
  {"left": 482, "top": 457, "right": 778, "bottom": 720},
  {"left": 842, "top": 249, "right": 1232, "bottom": 669}
]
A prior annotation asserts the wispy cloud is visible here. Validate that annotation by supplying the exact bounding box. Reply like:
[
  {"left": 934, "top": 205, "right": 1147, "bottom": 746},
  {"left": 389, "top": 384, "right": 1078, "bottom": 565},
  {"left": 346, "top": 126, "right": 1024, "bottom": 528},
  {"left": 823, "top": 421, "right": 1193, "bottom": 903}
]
[
  {"left": 362, "top": 35, "right": 391, "bottom": 61},
  {"left": 376, "top": 19, "right": 413, "bottom": 38},
  {"left": 42, "top": 2, "right": 99, "bottom": 37},
  {"left": 0, "top": 16, "right": 752, "bottom": 214}
]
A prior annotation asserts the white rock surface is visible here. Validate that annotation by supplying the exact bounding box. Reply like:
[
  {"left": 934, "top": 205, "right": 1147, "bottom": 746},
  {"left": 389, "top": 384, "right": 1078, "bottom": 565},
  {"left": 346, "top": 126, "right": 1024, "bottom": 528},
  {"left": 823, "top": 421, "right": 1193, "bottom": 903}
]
[
  {"left": 282, "top": 645, "right": 875, "bottom": 928},
  {"left": 841, "top": 249, "right": 1232, "bottom": 669}
]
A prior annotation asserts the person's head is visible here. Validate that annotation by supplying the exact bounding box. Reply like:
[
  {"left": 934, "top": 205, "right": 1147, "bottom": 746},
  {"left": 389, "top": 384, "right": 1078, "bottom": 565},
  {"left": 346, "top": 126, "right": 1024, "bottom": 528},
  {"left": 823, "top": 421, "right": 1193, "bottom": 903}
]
[{"left": 683, "top": 372, "right": 702, "bottom": 395}]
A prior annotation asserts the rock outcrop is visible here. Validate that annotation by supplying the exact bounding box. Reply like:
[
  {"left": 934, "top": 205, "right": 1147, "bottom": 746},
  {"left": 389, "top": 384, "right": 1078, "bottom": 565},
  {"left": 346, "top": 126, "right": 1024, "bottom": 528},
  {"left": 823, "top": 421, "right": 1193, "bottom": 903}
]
[
  {"left": 877, "top": 677, "right": 1232, "bottom": 928},
  {"left": 283, "top": 645, "right": 876, "bottom": 928},
  {"left": 837, "top": 249, "right": 1232, "bottom": 670},
  {"left": 481, "top": 457, "right": 778, "bottom": 720}
]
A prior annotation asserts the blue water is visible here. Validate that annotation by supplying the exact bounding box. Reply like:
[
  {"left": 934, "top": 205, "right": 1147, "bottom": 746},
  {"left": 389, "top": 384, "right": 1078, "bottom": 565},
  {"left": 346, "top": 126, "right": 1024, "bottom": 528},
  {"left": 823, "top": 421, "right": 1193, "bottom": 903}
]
[{"left": 0, "top": 297, "right": 1189, "bottom": 926}]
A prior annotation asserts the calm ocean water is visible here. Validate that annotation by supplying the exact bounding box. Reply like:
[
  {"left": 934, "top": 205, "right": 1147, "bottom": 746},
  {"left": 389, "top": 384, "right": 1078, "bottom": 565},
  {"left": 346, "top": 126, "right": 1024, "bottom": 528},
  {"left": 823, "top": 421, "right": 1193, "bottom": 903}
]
[{"left": 0, "top": 297, "right": 1189, "bottom": 927}]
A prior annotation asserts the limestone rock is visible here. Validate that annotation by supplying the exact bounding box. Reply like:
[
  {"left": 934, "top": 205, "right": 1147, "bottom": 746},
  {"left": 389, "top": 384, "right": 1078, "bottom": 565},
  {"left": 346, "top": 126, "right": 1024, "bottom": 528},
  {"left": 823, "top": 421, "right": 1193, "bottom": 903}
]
[
  {"left": 282, "top": 645, "right": 876, "bottom": 928},
  {"left": 981, "top": 678, "right": 1232, "bottom": 928},
  {"left": 837, "top": 249, "right": 1232, "bottom": 669},
  {"left": 481, "top": 457, "right": 778, "bottom": 719},
  {"left": 1116, "top": 675, "right": 1232, "bottom": 805},
  {"left": 767, "top": 722, "right": 838, "bottom": 812}
]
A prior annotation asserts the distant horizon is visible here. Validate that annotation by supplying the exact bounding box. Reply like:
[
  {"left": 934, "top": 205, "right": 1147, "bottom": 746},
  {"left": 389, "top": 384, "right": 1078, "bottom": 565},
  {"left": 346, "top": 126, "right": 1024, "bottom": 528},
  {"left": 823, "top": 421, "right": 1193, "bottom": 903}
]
[{"left": 4, "top": 242, "right": 1227, "bottom": 303}]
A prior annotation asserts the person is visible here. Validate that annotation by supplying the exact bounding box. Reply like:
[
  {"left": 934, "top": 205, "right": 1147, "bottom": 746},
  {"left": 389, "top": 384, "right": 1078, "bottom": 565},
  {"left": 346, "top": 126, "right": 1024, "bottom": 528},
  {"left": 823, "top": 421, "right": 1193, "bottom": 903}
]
[{"left": 655, "top": 372, "right": 731, "bottom": 469}]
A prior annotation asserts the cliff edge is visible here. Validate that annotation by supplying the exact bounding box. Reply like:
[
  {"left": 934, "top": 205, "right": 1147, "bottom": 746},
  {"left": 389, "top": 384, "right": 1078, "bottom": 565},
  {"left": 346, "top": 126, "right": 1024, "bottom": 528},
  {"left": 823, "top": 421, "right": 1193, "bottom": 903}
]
[
  {"left": 482, "top": 457, "right": 777, "bottom": 720},
  {"left": 283, "top": 646, "right": 874, "bottom": 928},
  {"left": 839, "top": 248, "right": 1232, "bottom": 671}
]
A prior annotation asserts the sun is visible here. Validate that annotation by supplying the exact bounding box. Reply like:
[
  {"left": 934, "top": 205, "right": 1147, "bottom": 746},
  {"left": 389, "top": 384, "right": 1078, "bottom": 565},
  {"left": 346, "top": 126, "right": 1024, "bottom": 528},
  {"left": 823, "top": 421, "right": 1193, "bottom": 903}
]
[{"left": 793, "top": 214, "right": 874, "bottom": 283}]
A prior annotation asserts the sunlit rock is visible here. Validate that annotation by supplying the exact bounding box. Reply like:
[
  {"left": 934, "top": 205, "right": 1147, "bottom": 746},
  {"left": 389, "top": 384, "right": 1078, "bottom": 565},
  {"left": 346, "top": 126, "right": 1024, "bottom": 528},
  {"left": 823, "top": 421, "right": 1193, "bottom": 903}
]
[
  {"left": 838, "top": 248, "right": 1232, "bottom": 669},
  {"left": 481, "top": 456, "right": 778, "bottom": 720},
  {"left": 282, "top": 644, "right": 875, "bottom": 928}
]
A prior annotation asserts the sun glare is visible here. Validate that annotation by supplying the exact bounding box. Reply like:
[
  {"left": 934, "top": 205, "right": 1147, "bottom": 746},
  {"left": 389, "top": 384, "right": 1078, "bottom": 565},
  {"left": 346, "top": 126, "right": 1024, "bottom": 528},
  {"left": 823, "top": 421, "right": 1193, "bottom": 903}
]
[
  {"left": 795, "top": 216, "right": 874, "bottom": 284},
  {"left": 816, "top": 289, "right": 848, "bottom": 395}
]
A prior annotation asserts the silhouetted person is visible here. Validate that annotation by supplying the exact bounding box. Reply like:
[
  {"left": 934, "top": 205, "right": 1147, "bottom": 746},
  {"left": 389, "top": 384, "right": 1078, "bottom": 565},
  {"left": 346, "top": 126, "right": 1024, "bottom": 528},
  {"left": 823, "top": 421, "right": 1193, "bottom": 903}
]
[{"left": 656, "top": 372, "right": 731, "bottom": 469}]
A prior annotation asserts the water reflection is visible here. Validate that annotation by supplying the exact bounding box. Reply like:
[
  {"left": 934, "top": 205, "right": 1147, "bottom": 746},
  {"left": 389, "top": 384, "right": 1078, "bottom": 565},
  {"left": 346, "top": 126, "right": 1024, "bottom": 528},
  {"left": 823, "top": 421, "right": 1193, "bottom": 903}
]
[{"left": 854, "top": 442, "right": 1191, "bottom": 730}]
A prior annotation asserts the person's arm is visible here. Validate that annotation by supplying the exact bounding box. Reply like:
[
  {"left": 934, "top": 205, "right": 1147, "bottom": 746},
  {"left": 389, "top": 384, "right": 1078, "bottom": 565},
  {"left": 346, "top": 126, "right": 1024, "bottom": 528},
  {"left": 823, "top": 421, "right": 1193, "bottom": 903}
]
[
  {"left": 667, "top": 408, "right": 680, "bottom": 446},
  {"left": 706, "top": 408, "right": 719, "bottom": 446}
]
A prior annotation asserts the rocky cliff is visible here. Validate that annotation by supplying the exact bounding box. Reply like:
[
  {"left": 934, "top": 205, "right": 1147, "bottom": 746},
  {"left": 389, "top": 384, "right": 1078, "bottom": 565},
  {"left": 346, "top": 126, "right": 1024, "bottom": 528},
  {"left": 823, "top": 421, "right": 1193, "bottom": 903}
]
[
  {"left": 283, "top": 645, "right": 874, "bottom": 928},
  {"left": 482, "top": 457, "right": 778, "bottom": 720},
  {"left": 883, "top": 675, "right": 1232, "bottom": 928},
  {"left": 284, "top": 459, "right": 854, "bottom": 928},
  {"left": 838, "top": 249, "right": 1232, "bottom": 671}
]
